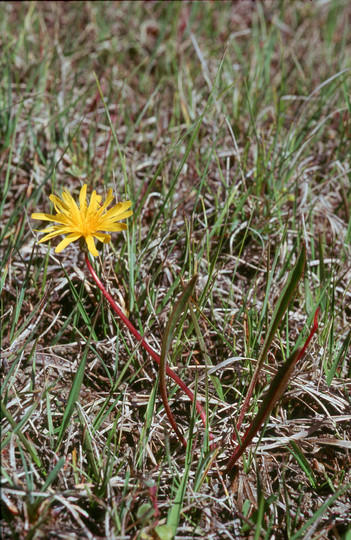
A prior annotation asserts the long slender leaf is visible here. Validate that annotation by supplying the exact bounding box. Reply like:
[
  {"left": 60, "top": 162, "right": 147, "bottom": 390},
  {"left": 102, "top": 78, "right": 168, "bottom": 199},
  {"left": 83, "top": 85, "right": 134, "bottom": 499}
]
[
  {"left": 41, "top": 458, "right": 65, "bottom": 493},
  {"left": 55, "top": 317, "right": 97, "bottom": 452},
  {"left": 160, "top": 275, "right": 198, "bottom": 448},
  {"left": 188, "top": 301, "right": 225, "bottom": 401},
  {"left": 326, "top": 326, "right": 351, "bottom": 385},
  {"left": 167, "top": 370, "right": 198, "bottom": 536},
  {"left": 236, "top": 243, "right": 306, "bottom": 430},
  {"left": 290, "top": 483, "right": 351, "bottom": 540},
  {"left": 226, "top": 309, "right": 319, "bottom": 471},
  {"left": 287, "top": 441, "right": 318, "bottom": 489},
  {"left": 1, "top": 400, "right": 42, "bottom": 469}
]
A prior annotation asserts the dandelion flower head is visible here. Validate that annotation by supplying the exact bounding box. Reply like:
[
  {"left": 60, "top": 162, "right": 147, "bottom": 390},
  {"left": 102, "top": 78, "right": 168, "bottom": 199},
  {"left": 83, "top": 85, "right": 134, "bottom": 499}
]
[{"left": 32, "top": 184, "right": 132, "bottom": 257}]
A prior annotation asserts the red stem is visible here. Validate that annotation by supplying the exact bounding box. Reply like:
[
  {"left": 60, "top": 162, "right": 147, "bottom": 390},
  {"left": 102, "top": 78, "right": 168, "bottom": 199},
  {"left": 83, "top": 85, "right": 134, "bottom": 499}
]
[
  {"left": 85, "top": 254, "right": 214, "bottom": 448},
  {"left": 295, "top": 308, "right": 320, "bottom": 362}
]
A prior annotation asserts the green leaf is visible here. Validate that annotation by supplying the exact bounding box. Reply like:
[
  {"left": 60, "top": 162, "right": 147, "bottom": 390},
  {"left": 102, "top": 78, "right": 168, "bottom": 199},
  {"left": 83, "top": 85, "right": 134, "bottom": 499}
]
[
  {"left": 188, "top": 300, "right": 225, "bottom": 401},
  {"left": 226, "top": 348, "right": 300, "bottom": 472},
  {"left": 154, "top": 524, "right": 175, "bottom": 540},
  {"left": 226, "top": 308, "right": 319, "bottom": 471},
  {"left": 287, "top": 441, "right": 318, "bottom": 489},
  {"left": 237, "top": 243, "right": 306, "bottom": 430},
  {"left": 326, "top": 326, "right": 351, "bottom": 385},
  {"left": 1, "top": 400, "right": 42, "bottom": 469},
  {"left": 55, "top": 322, "right": 96, "bottom": 452},
  {"left": 136, "top": 502, "right": 154, "bottom": 521},
  {"left": 290, "top": 482, "right": 351, "bottom": 540},
  {"left": 167, "top": 372, "right": 197, "bottom": 536},
  {"left": 159, "top": 275, "right": 198, "bottom": 447},
  {"left": 41, "top": 458, "right": 65, "bottom": 492}
]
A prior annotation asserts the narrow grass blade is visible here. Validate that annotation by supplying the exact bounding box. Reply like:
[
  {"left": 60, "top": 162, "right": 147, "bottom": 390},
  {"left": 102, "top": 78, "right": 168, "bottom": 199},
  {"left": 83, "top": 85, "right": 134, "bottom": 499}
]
[
  {"left": 287, "top": 441, "right": 318, "bottom": 489},
  {"left": 226, "top": 309, "right": 319, "bottom": 472},
  {"left": 226, "top": 348, "right": 299, "bottom": 472},
  {"left": 136, "top": 381, "right": 158, "bottom": 469},
  {"left": 188, "top": 301, "right": 225, "bottom": 401},
  {"left": 166, "top": 452, "right": 191, "bottom": 534},
  {"left": 237, "top": 243, "right": 306, "bottom": 431},
  {"left": 9, "top": 289, "right": 48, "bottom": 347},
  {"left": 77, "top": 406, "right": 100, "bottom": 482},
  {"left": 254, "top": 470, "right": 265, "bottom": 540},
  {"left": 326, "top": 326, "right": 351, "bottom": 385},
  {"left": 61, "top": 265, "right": 98, "bottom": 341},
  {"left": 55, "top": 317, "right": 97, "bottom": 452},
  {"left": 167, "top": 376, "right": 198, "bottom": 536},
  {"left": 0, "top": 258, "right": 9, "bottom": 296},
  {"left": 160, "top": 275, "right": 198, "bottom": 448},
  {"left": 41, "top": 458, "right": 65, "bottom": 493},
  {"left": 27, "top": 457, "right": 66, "bottom": 518},
  {"left": 1, "top": 400, "right": 42, "bottom": 469},
  {"left": 290, "top": 482, "right": 351, "bottom": 540}
]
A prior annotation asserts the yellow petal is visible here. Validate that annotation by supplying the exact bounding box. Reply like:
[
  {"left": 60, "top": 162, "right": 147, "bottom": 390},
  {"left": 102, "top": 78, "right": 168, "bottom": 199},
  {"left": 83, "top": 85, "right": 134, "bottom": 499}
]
[
  {"left": 79, "top": 185, "right": 87, "bottom": 209},
  {"left": 62, "top": 189, "right": 82, "bottom": 225},
  {"left": 35, "top": 224, "right": 63, "bottom": 234},
  {"left": 31, "top": 212, "right": 58, "bottom": 222},
  {"left": 85, "top": 235, "right": 99, "bottom": 257},
  {"left": 87, "top": 190, "right": 101, "bottom": 216},
  {"left": 31, "top": 212, "right": 72, "bottom": 226},
  {"left": 55, "top": 233, "right": 82, "bottom": 253},
  {"left": 78, "top": 185, "right": 88, "bottom": 221},
  {"left": 100, "top": 223, "right": 127, "bottom": 232},
  {"left": 35, "top": 226, "right": 56, "bottom": 233},
  {"left": 104, "top": 210, "right": 133, "bottom": 224},
  {"left": 97, "top": 188, "right": 114, "bottom": 215},
  {"left": 49, "top": 195, "right": 69, "bottom": 214},
  {"left": 38, "top": 229, "right": 68, "bottom": 243},
  {"left": 103, "top": 201, "right": 132, "bottom": 220},
  {"left": 93, "top": 232, "right": 111, "bottom": 244}
]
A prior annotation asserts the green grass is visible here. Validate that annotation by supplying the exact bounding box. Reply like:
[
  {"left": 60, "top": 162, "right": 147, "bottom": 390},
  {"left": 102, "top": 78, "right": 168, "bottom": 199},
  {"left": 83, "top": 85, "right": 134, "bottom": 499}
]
[{"left": 1, "top": 1, "right": 351, "bottom": 538}]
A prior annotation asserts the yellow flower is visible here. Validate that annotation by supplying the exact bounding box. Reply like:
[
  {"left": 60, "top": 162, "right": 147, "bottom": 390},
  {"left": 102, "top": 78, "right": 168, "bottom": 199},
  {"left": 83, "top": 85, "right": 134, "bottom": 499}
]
[{"left": 31, "top": 184, "right": 132, "bottom": 256}]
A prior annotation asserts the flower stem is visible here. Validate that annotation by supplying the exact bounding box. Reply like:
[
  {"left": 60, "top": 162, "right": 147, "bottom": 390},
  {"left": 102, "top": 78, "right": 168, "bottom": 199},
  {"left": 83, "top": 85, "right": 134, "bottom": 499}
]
[{"left": 85, "top": 254, "right": 214, "bottom": 448}]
